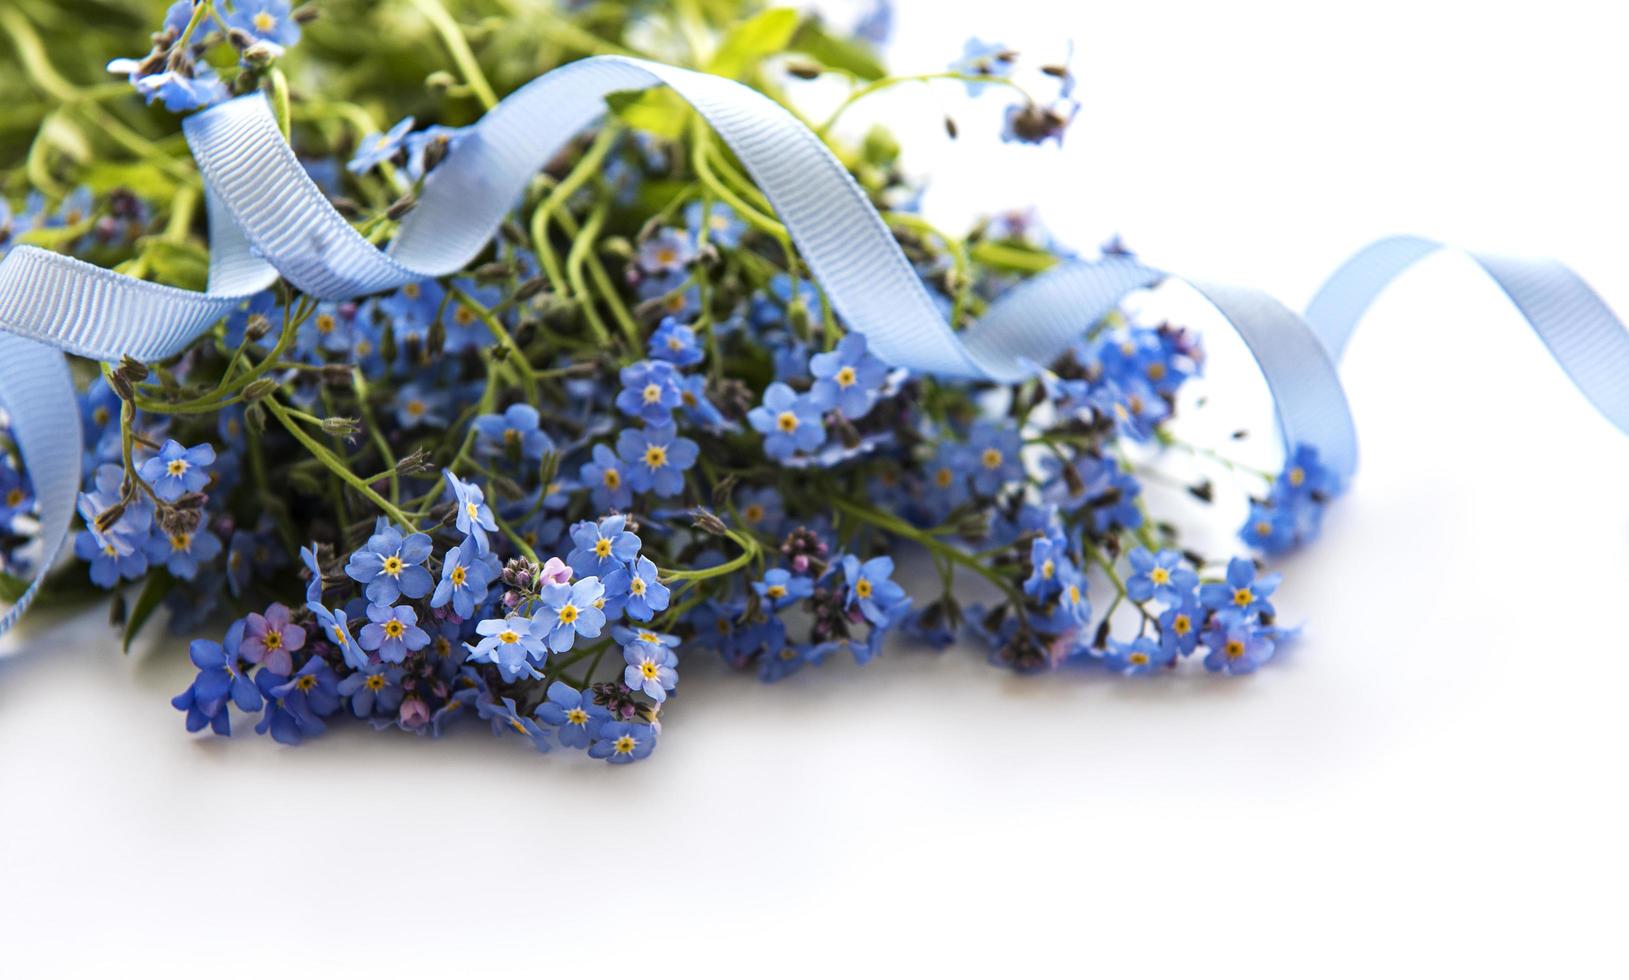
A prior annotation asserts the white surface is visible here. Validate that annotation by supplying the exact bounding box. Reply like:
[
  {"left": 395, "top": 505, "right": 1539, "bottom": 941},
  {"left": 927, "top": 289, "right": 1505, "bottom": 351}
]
[{"left": 4, "top": 0, "right": 1629, "bottom": 974}]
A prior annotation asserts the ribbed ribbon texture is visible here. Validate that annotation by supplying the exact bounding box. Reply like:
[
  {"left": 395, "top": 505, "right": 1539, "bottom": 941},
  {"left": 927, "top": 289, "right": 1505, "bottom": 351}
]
[{"left": 2, "top": 55, "right": 1627, "bottom": 641}]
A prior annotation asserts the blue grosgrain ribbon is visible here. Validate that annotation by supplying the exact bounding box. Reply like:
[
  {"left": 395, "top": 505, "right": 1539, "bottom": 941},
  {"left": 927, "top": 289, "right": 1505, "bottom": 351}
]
[{"left": 3, "top": 55, "right": 1629, "bottom": 639}]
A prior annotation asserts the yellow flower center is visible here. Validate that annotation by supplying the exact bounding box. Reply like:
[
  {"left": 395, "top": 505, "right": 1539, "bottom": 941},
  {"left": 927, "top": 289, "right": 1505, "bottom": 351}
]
[
  {"left": 1288, "top": 466, "right": 1306, "bottom": 487},
  {"left": 639, "top": 660, "right": 660, "bottom": 680},
  {"left": 742, "top": 504, "right": 764, "bottom": 524},
  {"left": 835, "top": 366, "right": 857, "bottom": 388},
  {"left": 1129, "top": 651, "right": 1149, "bottom": 665},
  {"left": 166, "top": 459, "right": 189, "bottom": 477},
  {"left": 565, "top": 708, "right": 589, "bottom": 726},
  {"left": 638, "top": 631, "right": 659, "bottom": 644},
  {"left": 980, "top": 448, "right": 1003, "bottom": 470},
  {"left": 263, "top": 629, "right": 283, "bottom": 651},
  {"left": 934, "top": 467, "right": 954, "bottom": 488},
  {"left": 643, "top": 445, "right": 667, "bottom": 469},
  {"left": 498, "top": 629, "right": 521, "bottom": 644},
  {"left": 1225, "top": 639, "right": 1246, "bottom": 659},
  {"left": 449, "top": 565, "right": 467, "bottom": 587},
  {"left": 1255, "top": 521, "right": 1273, "bottom": 536},
  {"left": 1146, "top": 362, "right": 1166, "bottom": 382},
  {"left": 1041, "top": 559, "right": 1055, "bottom": 579},
  {"left": 384, "top": 619, "right": 406, "bottom": 639},
  {"left": 630, "top": 577, "right": 646, "bottom": 596},
  {"left": 253, "top": 11, "right": 277, "bottom": 33},
  {"left": 594, "top": 537, "right": 613, "bottom": 558},
  {"left": 511, "top": 720, "right": 528, "bottom": 735},
  {"left": 465, "top": 501, "right": 479, "bottom": 521},
  {"left": 779, "top": 647, "right": 798, "bottom": 661},
  {"left": 613, "top": 735, "right": 637, "bottom": 755},
  {"left": 296, "top": 674, "right": 317, "bottom": 691},
  {"left": 642, "top": 383, "right": 662, "bottom": 404},
  {"left": 407, "top": 399, "right": 426, "bottom": 417},
  {"left": 1232, "top": 587, "right": 1254, "bottom": 608},
  {"left": 655, "top": 247, "right": 676, "bottom": 265},
  {"left": 169, "top": 532, "right": 191, "bottom": 551},
  {"left": 365, "top": 675, "right": 386, "bottom": 691},
  {"left": 330, "top": 624, "right": 349, "bottom": 646},
  {"left": 1172, "top": 614, "right": 1192, "bottom": 635},
  {"left": 381, "top": 555, "right": 404, "bottom": 577},
  {"left": 402, "top": 282, "right": 421, "bottom": 300},
  {"left": 603, "top": 468, "right": 621, "bottom": 489},
  {"left": 1150, "top": 567, "right": 1171, "bottom": 586},
  {"left": 558, "top": 604, "right": 578, "bottom": 625},
  {"left": 454, "top": 306, "right": 475, "bottom": 326},
  {"left": 315, "top": 313, "right": 336, "bottom": 334},
  {"left": 855, "top": 578, "right": 873, "bottom": 599},
  {"left": 775, "top": 411, "right": 799, "bottom": 433},
  {"left": 765, "top": 584, "right": 787, "bottom": 600},
  {"left": 93, "top": 407, "right": 111, "bottom": 426}
]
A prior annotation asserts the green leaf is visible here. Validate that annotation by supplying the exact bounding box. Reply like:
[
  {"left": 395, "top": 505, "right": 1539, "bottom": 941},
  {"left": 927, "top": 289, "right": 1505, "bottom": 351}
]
[
  {"left": 970, "top": 240, "right": 1061, "bottom": 274},
  {"left": 605, "top": 88, "right": 692, "bottom": 141},
  {"left": 122, "top": 567, "right": 174, "bottom": 655},
  {"left": 788, "top": 18, "right": 887, "bottom": 81},
  {"left": 143, "top": 239, "right": 211, "bottom": 291},
  {"left": 0, "top": 570, "right": 30, "bottom": 604},
  {"left": 707, "top": 8, "right": 800, "bottom": 79}
]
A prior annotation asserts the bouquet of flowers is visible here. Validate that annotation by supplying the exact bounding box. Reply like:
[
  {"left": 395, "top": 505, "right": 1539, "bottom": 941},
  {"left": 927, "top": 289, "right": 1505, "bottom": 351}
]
[{"left": 0, "top": 0, "right": 1332, "bottom": 764}]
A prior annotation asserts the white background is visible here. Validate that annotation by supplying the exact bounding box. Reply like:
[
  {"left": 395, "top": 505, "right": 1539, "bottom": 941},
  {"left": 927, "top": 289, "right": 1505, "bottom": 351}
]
[{"left": 4, "top": 0, "right": 1629, "bottom": 974}]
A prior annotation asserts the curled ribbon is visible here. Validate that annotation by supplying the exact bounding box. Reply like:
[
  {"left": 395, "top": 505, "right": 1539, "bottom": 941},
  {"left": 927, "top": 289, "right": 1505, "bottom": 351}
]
[{"left": 2, "top": 55, "right": 1628, "bottom": 640}]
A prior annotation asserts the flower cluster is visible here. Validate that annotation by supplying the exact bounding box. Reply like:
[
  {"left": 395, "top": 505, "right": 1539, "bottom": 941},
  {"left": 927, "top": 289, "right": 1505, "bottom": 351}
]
[
  {"left": 0, "top": 417, "right": 40, "bottom": 590},
  {"left": 0, "top": 1, "right": 1337, "bottom": 765}
]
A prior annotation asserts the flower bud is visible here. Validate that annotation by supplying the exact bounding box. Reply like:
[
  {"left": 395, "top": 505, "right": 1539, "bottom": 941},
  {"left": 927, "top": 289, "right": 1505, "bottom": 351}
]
[{"left": 241, "top": 378, "right": 278, "bottom": 402}]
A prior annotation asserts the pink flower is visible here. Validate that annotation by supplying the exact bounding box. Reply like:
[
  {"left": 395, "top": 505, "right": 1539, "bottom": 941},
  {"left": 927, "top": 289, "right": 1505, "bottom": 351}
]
[{"left": 539, "top": 556, "right": 572, "bottom": 587}]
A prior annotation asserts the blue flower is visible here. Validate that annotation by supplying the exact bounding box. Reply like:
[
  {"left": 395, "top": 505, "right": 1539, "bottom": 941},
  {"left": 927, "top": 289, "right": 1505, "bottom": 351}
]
[
  {"left": 395, "top": 383, "right": 449, "bottom": 429},
  {"left": 1199, "top": 557, "right": 1280, "bottom": 624},
  {"left": 138, "top": 439, "right": 214, "bottom": 502},
  {"left": 1023, "top": 533, "right": 1073, "bottom": 599},
  {"left": 950, "top": 38, "right": 1016, "bottom": 95},
  {"left": 1104, "top": 637, "right": 1173, "bottom": 676},
  {"left": 108, "top": 60, "right": 229, "bottom": 113},
  {"left": 256, "top": 661, "right": 340, "bottom": 745},
  {"left": 344, "top": 524, "right": 434, "bottom": 604},
  {"left": 748, "top": 382, "right": 825, "bottom": 460},
  {"left": 921, "top": 442, "right": 973, "bottom": 513},
  {"left": 0, "top": 459, "right": 34, "bottom": 526},
  {"left": 347, "top": 117, "right": 415, "bottom": 174},
  {"left": 403, "top": 125, "right": 469, "bottom": 181},
  {"left": 337, "top": 664, "right": 405, "bottom": 719},
  {"left": 298, "top": 543, "right": 323, "bottom": 604},
  {"left": 637, "top": 227, "right": 695, "bottom": 274},
  {"left": 566, "top": 515, "right": 641, "bottom": 579},
  {"left": 536, "top": 681, "right": 608, "bottom": 750},
  {"left": 1125, "top": 548, "right": 1198, "bottom": 605},
  {"left": 1058, "top": 570, "right": 1093, "bottom": 627},
  {"left": 734, "top": 488, "right": 784, "bottom": 536},
  {"left": 473, "top": 403, "right": 552, "bottom": 462},
  {"left": 615, "top": 359, "right": 684, "bottom": 424},
  {"left": 841, "top": 554, "right": 908, "bottom": 626},
  {"left": 308, "top": 601, "right": 365, "bottom": 669},
  {"left": 185, "top": 619, "right": 264, "bottom": 715},
  {"left": 358, "top": 603, "right": 431, "bottom": 664},
  {"left": 809, "top": 334, "right": 890, "bottom": 419},
  {"left": 649, "top": 317, "right": 705, "bottom": 366},
  {"left": 579, "top": 443, "right": 632, "bottom": 512},
  {"left": 623, "top": 640, "right": 679, "bottom": 702},
  {"left": 1201, "top": 621, "right": 1276, "bottom": 675},
  {"left": 616, "top": 424, "right": 698, "bottom": 497},
  {"left": 1158, "top": 595, "right": 1204, "bottom": 659},
  {"left": 965, "top": 421, "right": 1023, "bottom": 495},
  {"left": 637, "top": 269, "right": 700, "bottom": 319},
  {"left": 444, "top": 470, "right": 498, "bottom": 555},
  {"left": 478, "top": 696, "right": 551, "bottom": 753},
  {"left": 468, "top": 615, "right": 547, "bottom": 681},
  {"left": 589, "top": 721, "right": 657, "bottom": 763},
  {"left": 603, "top": 555, "right": 669, "bottom": 621},
  {"left": 141, "top": 523, "right": 221, "bottom": 580},
  {"left": 431, "top": 541, "right": 499, "bottom": 619},
  {"left": 379, "top": 279, "right": 443, "bottom": 338},
  {"left": 753, "top": 568, "right": 813, "bottom": 610},
  {"left": 227, "top": 0, "right": 301, "bottom": 48},
  {"left": 532, "top": 578, "right": 607, "bottom": 653},
  {"left": 676, "top": 374, "right": 731, "bottom": 431},
  {"left": 1240, "top": 502, "right": 1297, "bottom": 554},
  {"left": 444, "top": 280, "right": 500, "bottom": 353},
  {"left": 685, "top": 200, "right": 745, "bottom": 248},
  {"left": 171, "top": 680, "right": 230, "bottom": 736}
]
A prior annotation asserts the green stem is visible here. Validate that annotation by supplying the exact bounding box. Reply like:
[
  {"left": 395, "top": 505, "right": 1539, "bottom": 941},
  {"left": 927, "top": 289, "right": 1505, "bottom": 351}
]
[
  {"left": 407, "top": 0, "right": 499, "bottom": 109},
  {"left": 265, "top": 397, "right": 416, "bottom": 530}
]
